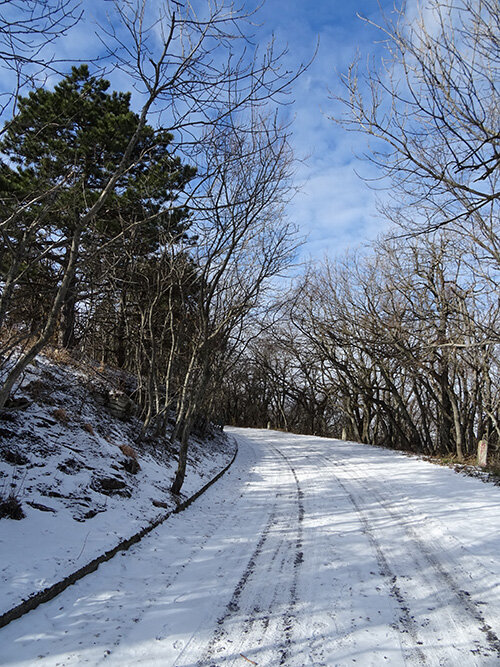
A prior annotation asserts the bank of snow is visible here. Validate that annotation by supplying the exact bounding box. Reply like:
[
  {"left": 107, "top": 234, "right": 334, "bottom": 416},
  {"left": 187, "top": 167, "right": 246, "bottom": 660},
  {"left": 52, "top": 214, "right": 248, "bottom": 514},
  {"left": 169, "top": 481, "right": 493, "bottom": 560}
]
[{"left": 0, "top": 353, "right": 235, "bottom": 618}]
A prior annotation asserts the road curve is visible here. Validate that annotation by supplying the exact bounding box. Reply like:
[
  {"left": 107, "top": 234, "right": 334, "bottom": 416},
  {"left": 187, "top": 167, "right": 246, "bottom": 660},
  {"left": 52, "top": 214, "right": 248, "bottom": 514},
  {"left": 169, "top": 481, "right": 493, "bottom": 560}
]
[{"left": 1, "top": 428, "right": 500, "bottom": 666}]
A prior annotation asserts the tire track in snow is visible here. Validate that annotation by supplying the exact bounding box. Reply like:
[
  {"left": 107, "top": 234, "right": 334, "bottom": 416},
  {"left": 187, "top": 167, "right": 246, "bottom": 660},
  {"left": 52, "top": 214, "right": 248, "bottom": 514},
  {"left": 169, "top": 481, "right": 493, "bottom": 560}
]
[
  {"left": 92, "top": 443, "right": 271, "bottom": 666},
  {"left": 168, "top": 448, "right": 286, "bottom": 666},
  {"left": 308, "top": 449, "right": 426, "bottom": 663},
  {"left": 94, "top": 498, "right": 239, "bottom": 665},
  {"left": 328, "top": 451, "right": 500, "bottom": 662},
  {"left": 195, "top": 508, "right": 278, "bottom": 666},
  {"left": 333, "top": 474, "right": 428, "bottom": 666},
  {"left": 230, "top": 499, "right": 301, "bottom": 662},
  {"left": 186, "top": 446, "right": 290, "bottom": 665},
  {"left": 234, "top": 538, "right": 291, "bottom": 659},
  {"left": 193, "top": 443, "right": 305, "bottom": 666},
  {"left": 270, "top": 445, "right": 305, "bottom": 666},
  {"left": 355, "top": 470, "right": 500, "bottom": 659}
]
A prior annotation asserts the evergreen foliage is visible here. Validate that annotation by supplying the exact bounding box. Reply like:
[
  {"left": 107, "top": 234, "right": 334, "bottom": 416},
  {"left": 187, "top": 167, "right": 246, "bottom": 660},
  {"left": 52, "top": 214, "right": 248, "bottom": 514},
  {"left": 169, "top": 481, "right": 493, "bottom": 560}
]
[{"left": 0, "top": 65, "right": 195, "bottom": 347}]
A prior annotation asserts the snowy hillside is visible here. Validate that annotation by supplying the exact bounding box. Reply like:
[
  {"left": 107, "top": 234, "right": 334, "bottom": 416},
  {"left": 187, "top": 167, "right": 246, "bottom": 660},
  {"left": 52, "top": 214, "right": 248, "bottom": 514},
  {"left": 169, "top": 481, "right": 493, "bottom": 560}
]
[{"left": 0, "top": 352, "right": 235, "bottom": 618}]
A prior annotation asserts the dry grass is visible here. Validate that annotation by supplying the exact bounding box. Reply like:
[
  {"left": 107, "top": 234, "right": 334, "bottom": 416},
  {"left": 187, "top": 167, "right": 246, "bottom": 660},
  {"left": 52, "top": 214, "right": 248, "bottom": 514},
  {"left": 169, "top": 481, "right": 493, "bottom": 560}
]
[
  {"left": 119, "top": 444, "right": 138, "bottom": 460},
  {"left": 44, "top": 346, "right": 75, "bottom": 366},
  {"left": 52, "top": 407, "right": 70, "bottom": 423},
  {"left": 82, "top": 423, "right": 95, "bottom": 435},
  {"left": 0, "top": 494, "right": 24, "bottom": 520},
  {"left": 484, "top": 461, "right": 500, "bottom": 478}
]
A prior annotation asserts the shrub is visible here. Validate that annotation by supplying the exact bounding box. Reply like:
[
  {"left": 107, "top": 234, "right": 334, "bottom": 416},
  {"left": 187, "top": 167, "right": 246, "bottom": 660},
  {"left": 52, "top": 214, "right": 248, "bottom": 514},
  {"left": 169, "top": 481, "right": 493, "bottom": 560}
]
[
  {"left": 24, "top": 379, "right": 48, "bottom": 400},
  {"left": 0, "top": 494, "right": 25, "bottom": 520},
  {"left": 44, "top": 347, "right": 74, "bottom": 365}
]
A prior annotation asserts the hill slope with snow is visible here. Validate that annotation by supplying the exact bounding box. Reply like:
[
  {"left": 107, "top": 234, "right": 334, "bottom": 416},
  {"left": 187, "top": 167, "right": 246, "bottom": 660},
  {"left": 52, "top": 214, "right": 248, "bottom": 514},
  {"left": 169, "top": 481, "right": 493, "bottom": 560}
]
[{"left": 0, "top": 352, "right": 235, "bottom": 617}]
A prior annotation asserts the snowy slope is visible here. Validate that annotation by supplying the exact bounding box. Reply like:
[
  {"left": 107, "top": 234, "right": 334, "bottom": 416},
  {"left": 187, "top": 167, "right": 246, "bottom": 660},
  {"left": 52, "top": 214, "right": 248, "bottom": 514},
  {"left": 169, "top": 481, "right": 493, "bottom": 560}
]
[
  {"left": 1, "top": 427, "right": 499, "bottom": 666},
  {"left": 0, "top": 354, "right": 235, "bottom": 618}
]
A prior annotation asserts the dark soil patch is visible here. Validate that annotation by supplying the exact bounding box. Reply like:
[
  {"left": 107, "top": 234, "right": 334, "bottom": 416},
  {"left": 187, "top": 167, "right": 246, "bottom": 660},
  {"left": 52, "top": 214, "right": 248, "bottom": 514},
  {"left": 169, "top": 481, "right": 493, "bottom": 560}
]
[
  {"left": 57, "top": 458, "right": 83, "bottom": 475},
  {"left": 0, "top": 412, "right": 17, "bottom": 423},
  {"left": 0, "top": 447, "right": 29, "bottom": 466},
  {"left": 122, "top": 458, "right": 140, "bottom": 474},
  {"left": 26, "top": 501, "right": 57, "bottom": 513},
  {"left": 92, "top": 476, "right": 131, "bottom": 497}
]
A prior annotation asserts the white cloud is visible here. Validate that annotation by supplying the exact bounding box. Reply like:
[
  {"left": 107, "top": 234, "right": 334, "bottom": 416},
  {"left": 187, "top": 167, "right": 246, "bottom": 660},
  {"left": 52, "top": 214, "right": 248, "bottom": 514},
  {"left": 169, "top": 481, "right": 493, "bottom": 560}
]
[{"left": 257, "top": 1, "right": 398, "bottom": 259}]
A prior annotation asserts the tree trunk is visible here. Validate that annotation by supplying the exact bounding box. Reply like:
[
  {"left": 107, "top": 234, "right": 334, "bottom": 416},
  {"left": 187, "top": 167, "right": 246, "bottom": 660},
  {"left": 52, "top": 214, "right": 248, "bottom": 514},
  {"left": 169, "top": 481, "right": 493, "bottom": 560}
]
[
  {"left": 448, "top": 389, "right": 464, "bottom": 462},
  {"left": 0, "top": 225, "right": 83, "bottom": 408},
  {"left": 171, "top": 413, "right": 194, "bottom": 495},
  {"left": 60, "top": 269, "right": 77, "bottom": 350},
  {"left": 116, "top": 289, "right": 128, "bottom": 368}
]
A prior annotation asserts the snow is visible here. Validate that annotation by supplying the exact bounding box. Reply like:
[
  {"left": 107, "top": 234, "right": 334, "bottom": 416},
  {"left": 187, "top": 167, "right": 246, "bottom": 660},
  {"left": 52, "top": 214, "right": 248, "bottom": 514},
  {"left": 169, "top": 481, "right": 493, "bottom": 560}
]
[
  {"left": 1, "top": 427, "right": 500, "bottom": 665},
  {"left": 0, "top": 353, "right": 235, "bottom": 617}
]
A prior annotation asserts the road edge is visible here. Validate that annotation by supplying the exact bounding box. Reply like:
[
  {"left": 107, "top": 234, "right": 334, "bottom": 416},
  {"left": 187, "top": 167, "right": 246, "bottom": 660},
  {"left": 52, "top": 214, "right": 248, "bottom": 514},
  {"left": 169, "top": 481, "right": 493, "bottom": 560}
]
[{"left": 0, "top": 437, "right": 238, "bottom": 630}]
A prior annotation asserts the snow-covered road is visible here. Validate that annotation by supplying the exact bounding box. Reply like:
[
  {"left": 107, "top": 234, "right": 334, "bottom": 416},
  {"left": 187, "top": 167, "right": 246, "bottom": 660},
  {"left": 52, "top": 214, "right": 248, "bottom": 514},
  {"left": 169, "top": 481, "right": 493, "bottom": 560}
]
[{"left": 2, "top": 428, "right": 500, "bottom": 666}]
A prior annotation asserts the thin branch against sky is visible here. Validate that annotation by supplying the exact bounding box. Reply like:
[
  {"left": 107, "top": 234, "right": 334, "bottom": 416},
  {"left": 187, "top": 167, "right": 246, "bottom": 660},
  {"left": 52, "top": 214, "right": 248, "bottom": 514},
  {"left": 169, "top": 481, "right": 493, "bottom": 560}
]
[{"left": 0, "top": 0, "right": 401, "bottom": 259}]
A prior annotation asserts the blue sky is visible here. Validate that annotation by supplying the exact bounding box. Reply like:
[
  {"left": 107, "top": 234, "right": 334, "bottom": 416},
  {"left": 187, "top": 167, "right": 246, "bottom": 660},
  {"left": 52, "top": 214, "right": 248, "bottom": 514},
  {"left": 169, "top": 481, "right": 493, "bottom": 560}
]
[
  {"left": 254, "top": 0, "right": 398, "bottom": 260},
  {"left": 0, "top": 0, "right": 401, "bottom": 260}
]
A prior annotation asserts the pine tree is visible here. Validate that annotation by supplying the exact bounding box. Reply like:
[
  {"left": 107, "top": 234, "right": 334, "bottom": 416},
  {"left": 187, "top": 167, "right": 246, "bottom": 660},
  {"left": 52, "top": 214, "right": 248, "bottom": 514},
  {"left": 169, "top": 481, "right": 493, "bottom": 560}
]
[{"left": 0, "top": 65, "right": 195, "bottom": 348}]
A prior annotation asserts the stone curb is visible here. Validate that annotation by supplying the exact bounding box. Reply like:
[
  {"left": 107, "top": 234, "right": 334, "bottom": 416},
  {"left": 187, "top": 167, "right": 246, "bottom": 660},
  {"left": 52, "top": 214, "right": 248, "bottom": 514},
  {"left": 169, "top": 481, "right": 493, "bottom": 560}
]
[{"left": 0, "top": 439, "right": 238, "bottom": 630}]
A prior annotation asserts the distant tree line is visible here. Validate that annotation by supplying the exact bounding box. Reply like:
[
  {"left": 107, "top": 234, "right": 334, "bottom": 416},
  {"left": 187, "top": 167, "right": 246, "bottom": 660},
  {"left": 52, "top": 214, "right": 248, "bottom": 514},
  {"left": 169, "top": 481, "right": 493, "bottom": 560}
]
[{"left": 223, "top": 230, "right": 499, "bottom": 461}]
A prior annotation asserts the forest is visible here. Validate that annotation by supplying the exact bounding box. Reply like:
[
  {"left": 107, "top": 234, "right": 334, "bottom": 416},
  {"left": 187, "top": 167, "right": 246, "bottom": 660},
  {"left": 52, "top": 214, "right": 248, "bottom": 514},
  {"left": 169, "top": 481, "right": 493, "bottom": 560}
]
[{"left": 0, "top": 0, "right": 499, "bottom": 493}]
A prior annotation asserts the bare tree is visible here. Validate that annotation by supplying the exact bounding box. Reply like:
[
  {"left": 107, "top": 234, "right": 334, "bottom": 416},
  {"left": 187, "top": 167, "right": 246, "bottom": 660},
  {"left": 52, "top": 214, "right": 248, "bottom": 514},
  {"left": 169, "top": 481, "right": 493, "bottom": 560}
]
[
  {"left": 334, "top": 0, "right": 499, "bottom": 263},
  {"left": 0, "top": 0, "right": 82, "bottom": 118},
  {"left": 288, "top": 232, "right": 499, "bottom": 459},
  {"left": 170, "top": 112, "right": 298, "bottom": 493}
]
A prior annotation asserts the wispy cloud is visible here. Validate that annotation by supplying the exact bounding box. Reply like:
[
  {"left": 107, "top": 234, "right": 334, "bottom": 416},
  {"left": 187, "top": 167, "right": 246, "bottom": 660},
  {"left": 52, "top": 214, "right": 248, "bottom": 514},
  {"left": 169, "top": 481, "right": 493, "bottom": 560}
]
[{"left": 251, "top": 1, "right": 398, "bottom": 259}]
